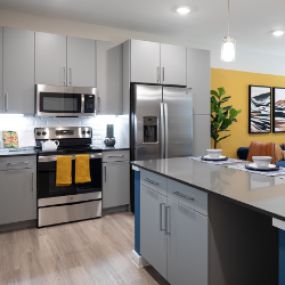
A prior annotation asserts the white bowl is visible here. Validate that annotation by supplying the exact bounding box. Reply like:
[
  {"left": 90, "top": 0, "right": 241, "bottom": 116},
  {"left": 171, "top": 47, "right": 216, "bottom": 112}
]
[
  {"left": 252, "top": 156, "right": 272, "bottom": 168},
  {"left": 206, "top": 149, "right": 222, "bottom": 158}
]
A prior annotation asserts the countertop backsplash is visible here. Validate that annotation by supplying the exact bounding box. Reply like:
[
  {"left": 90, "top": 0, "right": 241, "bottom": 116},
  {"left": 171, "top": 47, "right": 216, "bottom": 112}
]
[{"left": 0, "top": 115, "right": 129, "bottom": 149}]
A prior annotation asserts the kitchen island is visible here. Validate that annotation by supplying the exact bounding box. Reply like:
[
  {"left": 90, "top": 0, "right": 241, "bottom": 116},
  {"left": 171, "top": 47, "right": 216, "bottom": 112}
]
[{"left": 132, "top": 157, "right": 285, "bottom": 285}]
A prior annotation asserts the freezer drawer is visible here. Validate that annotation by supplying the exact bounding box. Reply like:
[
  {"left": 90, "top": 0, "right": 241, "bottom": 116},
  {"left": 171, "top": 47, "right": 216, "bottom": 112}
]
[{"left": 38, "top": 200, "right": 102, "bottom": 227}]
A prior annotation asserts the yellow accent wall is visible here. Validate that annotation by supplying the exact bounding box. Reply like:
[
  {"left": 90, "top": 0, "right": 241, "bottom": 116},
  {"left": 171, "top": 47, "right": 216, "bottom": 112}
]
[{"left": 211, "top": 68, "right": 285, "bottom": 158}]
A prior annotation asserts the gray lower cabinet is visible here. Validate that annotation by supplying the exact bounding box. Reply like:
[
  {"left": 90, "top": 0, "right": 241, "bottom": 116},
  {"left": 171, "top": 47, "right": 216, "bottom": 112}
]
[
  {"left": 35, "top": 32, "right": 67, "bottom": 86},
  {"left": 0, "top": 28, "right": 2, "bottom": 112},
  {"left": 140, "top": 170, "right": 208, "bottom": 285},
  {"left": 102, "top": 151, "right": 130, "bottom": 209},
  {"left": 3, "top": 27, "right": 35, "bottom": 114},
  {"left": 0, "top": 156, "right": 36, "bottom": 225},
  {"left": 96, "top": 41, "right": 123, "bottom": 114}
]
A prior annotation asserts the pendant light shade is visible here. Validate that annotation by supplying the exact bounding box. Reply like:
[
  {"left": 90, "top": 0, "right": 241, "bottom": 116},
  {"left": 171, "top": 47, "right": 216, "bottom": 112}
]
[
  {"left": 221, "top": 36, "right": 236, "bottom": 62},
  {"left": 221, "top": 0, "right": 236, "bottom": 62}
]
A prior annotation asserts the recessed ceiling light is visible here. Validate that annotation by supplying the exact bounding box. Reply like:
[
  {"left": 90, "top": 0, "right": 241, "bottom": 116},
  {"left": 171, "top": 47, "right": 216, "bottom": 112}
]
[
  {"left": 176, "top": 6, "right": 191, "bottom": 16},
  {"left": 272, "top": 30, "right": 284, "bottom": 37}
]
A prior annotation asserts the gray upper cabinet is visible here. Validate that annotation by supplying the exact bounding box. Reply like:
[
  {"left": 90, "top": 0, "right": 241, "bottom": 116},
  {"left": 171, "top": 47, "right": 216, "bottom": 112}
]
[
  {"left": 131, "top": 39, "right": 160, "bottom": 84},
  {"left": 97, "top": 41, "right": 123, "bottom": 114},
  {"left": 35, "top": 32, "right": 67, "bottom": 86},
  {"left": 3, "top": 27, "right": 35, "bottom": 114},
  {"left": 187, "top": 48, "right": 210, "bottom": 114},
  {"left": 0, "top": 28, "right": 2, "bottom": 112},
  {"left": 161, "top": 43, "right": 187, "bottom": 86},
  {"left": 67, "top": 37, "right": 96, "bottom": 87},
  {"left": 0, "top": 156, "right": 36, "bottom": 225}
]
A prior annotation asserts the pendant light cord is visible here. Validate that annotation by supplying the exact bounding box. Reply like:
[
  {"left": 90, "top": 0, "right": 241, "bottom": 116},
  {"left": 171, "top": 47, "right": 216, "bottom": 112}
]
[{"left": 227, "top": 0, "right": 230, "bottom": 37}]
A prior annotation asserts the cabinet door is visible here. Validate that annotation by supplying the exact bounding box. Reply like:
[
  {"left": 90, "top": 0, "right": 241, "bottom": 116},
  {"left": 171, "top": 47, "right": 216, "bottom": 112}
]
[
  {"left": 131, "top": 39, "right": 160, "bottom": 84},
  {"left": 140, "top": 183, "right": 168, "bottom": 279},
  {"left": 193, "top": 114, "right": 210, "bottom": 156},
  {"left": 35, "top": 32, "right": 66, "bottom": 85},
  {"left": 103, "top": 161, "right": 130, "bottom": 209},
  {"left": 161, "top": 43, "right": 186, "bottom": 86},
  {"left": 96, "top": 41, "right": 123, "bottom": 114},
  {"left": 3, "top": 27, "right": 35, "bottom": 114},
  {"left": 67, "top": 37, "right": 96, "bottom": 87},
  {"left": 0, "top": 28, "right": 2, "bottom": 112},
  {"left": 168, "top": 198, "right": 208, "bottom": 285},
  {"left": 187, "top": 48, "right": 210, "bottom": 114},
  {"left": 0, "top": 170, "right": 36, "bottom": 225}
]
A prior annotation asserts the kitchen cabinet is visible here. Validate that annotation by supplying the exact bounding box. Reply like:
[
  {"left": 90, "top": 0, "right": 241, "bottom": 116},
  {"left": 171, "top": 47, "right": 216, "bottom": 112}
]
[
  {"left": 140, "top": 170, "right": 208, "bottom": 285},
  {"left": 187, "top": 48, "right": 210, "bottom": 115},
  {"left": 161, "top": 43, "right": 187, "bottom": 86},
  {"left": 36, "top": 32, "right": 97, "bottom": 87},
  {"left": 3, "top": 27, "right": 35, "bottom": 114},
  {"left": 131, "top": 39, "right": 161, "bottom": 84},
  {"left": 96, "top": 41, "right": 123, "bottom": 114},
  {"left": 130, "top": 39, "right": 186, "bottom": 86},
  {"left": 35, "top": 32, "right": 67, "bottom": 86},
  {"left": 102, "top": 151, "right": 130, "bottom": 209},
  {"left": 140, "top": 171, "right": 168, "bottom": 279},
  {"left": 0, "top": 28, "right": 2, "bottom": 112},
  {"left": 67, "top": 36, "right": 96, "bottom": 87},
  {"left": 0, "top": 156, "right": 36, "bottom": 225}
]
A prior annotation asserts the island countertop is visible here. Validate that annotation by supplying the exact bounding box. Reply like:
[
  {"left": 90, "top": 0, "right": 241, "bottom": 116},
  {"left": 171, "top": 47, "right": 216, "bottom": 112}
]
[{"left": 132, "top": 157, "right": 285, "bottom": 222}]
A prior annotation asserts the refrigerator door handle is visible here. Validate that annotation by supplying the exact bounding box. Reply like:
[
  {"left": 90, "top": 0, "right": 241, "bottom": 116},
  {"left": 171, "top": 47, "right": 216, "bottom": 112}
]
[
  {"left": 164, "top": 103, "right": 169, "bottom": 158},
  {"left": 160, "top": 102, "right": 165, "bottom": 158}
]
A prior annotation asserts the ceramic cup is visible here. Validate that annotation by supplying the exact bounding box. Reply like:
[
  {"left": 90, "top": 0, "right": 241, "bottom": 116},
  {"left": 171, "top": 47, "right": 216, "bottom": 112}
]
[
  {"left": 252, "top": 156, "right": 272, "bottom": 168},
  {"left": 206, "top": 149, "right": 222, "bottom": 158}
]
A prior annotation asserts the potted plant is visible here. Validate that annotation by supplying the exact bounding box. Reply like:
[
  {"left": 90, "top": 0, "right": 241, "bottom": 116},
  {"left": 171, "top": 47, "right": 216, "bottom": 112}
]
[{"left": 211, "top": 87, "right": 241, "bottom": 149}]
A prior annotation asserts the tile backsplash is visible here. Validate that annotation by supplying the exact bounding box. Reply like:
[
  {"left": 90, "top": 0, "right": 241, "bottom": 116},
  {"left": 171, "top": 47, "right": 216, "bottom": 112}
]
[{"left": 0, "top": 115, "right": 129, "bottom": 148}]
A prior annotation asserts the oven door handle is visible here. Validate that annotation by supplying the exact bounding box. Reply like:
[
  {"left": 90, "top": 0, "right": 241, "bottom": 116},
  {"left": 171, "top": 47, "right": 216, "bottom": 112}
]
[{"left": 38, "top": 153, "right": 102, "bottom": 163}]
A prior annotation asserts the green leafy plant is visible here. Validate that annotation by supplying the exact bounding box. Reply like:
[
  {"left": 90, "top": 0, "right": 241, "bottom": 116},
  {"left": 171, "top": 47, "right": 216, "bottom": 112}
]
[{"left": 211, "top": 87, "right": 241, "bottom": 149}]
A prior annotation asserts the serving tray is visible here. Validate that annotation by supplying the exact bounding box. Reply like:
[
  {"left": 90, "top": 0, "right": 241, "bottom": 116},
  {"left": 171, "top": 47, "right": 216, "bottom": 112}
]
[
  {"left": 201, "top": 155, "right": 228, "bottom": 162},
  {"left": 245, "top": 163, "right": 279, "bottom": 172}
]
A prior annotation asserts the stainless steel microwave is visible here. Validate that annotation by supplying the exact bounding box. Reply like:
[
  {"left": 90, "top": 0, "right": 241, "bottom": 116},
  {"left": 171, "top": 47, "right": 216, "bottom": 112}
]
[{"left": 35, "top": 84, "right": 96, "bottom": 117}]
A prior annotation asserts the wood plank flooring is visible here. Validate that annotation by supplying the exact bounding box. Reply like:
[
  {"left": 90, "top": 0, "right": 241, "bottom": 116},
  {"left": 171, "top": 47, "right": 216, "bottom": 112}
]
[{"left": 0, "top": 212, "right": 168, "bottom": 285}]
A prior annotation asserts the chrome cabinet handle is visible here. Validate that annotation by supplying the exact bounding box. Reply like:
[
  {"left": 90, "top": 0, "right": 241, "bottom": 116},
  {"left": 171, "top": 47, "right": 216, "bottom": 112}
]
[
  {"left": 4, "top": 92, "right": 8, "bottom": 112},
  {"left": 143, "top": 177, "right": 159, "bottom": 186},
  {"left": 106, "top": 155, "right": 124, "bottom": 158},
  {"left": 162, "top": 67, "right": 165, "bottom": 82},
  {"left": 63, "top": 67, "right": 66, "bottom": 86},
  {"left": 165, "top": 206, "right": 171, "bottom": 235},
  {"left": 157, "top": 66, "right": 161, "bottom": 83},
  {"left": 7, "top": 162, "right": 30, "bottom": 167},
  {"left": 104, "top": 165, "right": 107, "bottom": 182},
  {"left": 160, "top": 103, "right": 165, "bottom": 158},
  {"left": 159, "top": 203, "right": 166, "bottom": 231},
  {"left": 68, "top": 68, "right": 72, "bottom": 85},
  {"left": 173, "top": 191, "right": 195, "bottom": 202},
  {"left": 97, "top": 96, "right": 101, "bottom": 114},
  {"left": 31, "top": 172, "right": 34, "bottom": 192},
  {"left": 164, "top": 103, "right": 169, "bottom": 158}
]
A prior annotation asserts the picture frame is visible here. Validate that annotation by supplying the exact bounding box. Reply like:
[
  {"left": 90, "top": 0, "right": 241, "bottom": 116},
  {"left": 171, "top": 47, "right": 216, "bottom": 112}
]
[
  {"left": 248, "top": 85, "right": 271, "bottom": 134},
  {"left": 273, "top": 87, "right": 285, "bottom": 133}
]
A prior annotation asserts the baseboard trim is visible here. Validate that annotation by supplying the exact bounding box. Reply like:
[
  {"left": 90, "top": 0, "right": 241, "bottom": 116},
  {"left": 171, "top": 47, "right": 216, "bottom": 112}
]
[{"left": 131, "top": 249, "right": 148, "bottom": 268}]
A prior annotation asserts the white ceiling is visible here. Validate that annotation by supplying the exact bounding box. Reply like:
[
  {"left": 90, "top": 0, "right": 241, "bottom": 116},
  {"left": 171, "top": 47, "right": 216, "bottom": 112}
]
[{"left": 0, "top": 0, "right": 285, "bottom": 56}]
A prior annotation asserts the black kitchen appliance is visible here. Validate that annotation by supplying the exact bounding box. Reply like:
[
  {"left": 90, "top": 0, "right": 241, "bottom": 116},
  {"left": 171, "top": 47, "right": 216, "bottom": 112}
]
[
  {"left": 35, "top": 126, "right": 102, "bottom": 227},
  {"left": 104, "top": 124, "right": 116, "bottom": 147}
]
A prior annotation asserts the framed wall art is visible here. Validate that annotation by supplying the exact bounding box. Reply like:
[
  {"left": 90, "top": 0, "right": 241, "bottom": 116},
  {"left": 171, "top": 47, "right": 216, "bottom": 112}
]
[
  {"left": 273, "top": 87, "right": 285, "bottom": 132},
  {"left": 248, "top": 85, "right": 271, "bottom": 133}
]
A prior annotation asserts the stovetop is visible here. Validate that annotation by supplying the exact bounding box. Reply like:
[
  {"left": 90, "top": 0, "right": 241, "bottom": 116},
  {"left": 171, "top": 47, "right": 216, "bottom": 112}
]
[{"left": 36, "top": 146, "right": 103, "bottom": 156}]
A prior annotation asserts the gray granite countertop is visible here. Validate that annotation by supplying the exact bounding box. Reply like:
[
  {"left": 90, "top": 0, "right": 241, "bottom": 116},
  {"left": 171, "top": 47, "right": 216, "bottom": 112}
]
[
  {"left": 0, "top": 147, "right": 37, "bottom": 157},
  {"left": 132, "top": 157, "right": 285, "bottom": 221}
]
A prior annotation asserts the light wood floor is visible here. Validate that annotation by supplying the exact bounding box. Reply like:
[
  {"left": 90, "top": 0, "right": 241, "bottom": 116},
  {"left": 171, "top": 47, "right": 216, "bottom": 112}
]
[{"left": 0, "top": 212, "right": 167, "bottom": 285}]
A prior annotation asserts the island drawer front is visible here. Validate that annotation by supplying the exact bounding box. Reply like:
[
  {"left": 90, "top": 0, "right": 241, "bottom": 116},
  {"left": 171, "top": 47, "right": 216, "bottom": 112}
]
[
  {"left": 141, "top": 170, "right": 168, "bottom": 195},
  {"left": 102, "top": 150, "right": 130, "bottom": 162},
  {"left": 0, "top": 156, "right": 36, "bottom": 171},
  {"left": 168, "top": 180, "right": 208, "bottom": 216}
]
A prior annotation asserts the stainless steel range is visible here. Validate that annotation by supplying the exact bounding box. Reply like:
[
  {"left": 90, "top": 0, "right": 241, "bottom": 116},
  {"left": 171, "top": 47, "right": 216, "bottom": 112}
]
[{"left": 35, "top": 126, "right": 102, "bottom": 227}]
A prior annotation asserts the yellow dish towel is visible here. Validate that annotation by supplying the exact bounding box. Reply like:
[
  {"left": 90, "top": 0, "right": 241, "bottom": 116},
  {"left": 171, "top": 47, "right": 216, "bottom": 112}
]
[
  {"left": 75, "top": 154, "right": 91, "bottom": 184},
  {"left": 56, "top": 155, "right": 72, "bottom": 187}
]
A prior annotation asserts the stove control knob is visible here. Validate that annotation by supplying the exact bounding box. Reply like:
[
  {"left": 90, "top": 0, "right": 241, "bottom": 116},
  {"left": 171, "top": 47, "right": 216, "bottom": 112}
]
[
  {"left": 86, "top": 131, "right": 91, "bottom": 135},
  {"left": 36, "top": 132, "right": 41, "bottom": 136},
  {"left": 42, "top": 131, "right": 47, "bottom": 136},
  {"left": 82, "top": 130, "right": 86, "bottom": 135}
]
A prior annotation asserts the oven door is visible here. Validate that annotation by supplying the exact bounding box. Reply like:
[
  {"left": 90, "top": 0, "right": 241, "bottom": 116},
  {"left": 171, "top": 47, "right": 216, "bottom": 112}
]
[{"left": 37, "top": 154, "right": 102, "bottom": 199}]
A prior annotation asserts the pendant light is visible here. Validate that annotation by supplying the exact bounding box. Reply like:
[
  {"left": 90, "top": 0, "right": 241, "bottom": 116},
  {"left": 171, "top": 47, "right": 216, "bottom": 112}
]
[{"left": 221, "top": 0, "right": 236, "bottom": 62}]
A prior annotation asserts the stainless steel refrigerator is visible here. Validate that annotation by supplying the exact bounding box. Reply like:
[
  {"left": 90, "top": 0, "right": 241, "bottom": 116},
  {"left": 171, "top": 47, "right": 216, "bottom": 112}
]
[{"left": 130, "top": 83, "right": 193, "bottom": 161}]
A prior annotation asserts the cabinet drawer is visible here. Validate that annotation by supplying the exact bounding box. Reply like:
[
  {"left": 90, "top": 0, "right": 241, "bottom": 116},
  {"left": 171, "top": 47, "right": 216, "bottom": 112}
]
[
  {"left": 168, "top": 180, "right": 208, "bottom": 216},
  {"left": 141, "top": 170, "right": 168, "bottom": 195},
  {"left": 0, "top": 155, "right": 36, "bottom": 171},
  {"left": 102, "top": 150, "right": 129, "bottom": 162}
]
